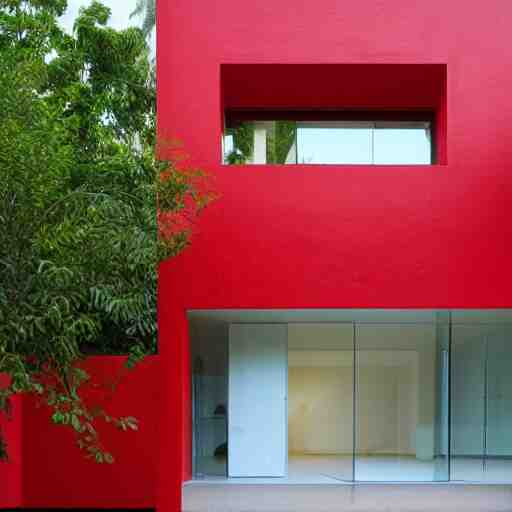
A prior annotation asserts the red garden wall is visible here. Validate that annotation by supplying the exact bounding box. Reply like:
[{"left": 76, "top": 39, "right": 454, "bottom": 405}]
[
  {"left": 157, "top": 0, "right": 512, "bottom": 510},
  {"left": 0, "top": 356, "right": 159, "bottom": 509},
  {"left": 0, "top": 375, "right": 23, "bottom": 509}
]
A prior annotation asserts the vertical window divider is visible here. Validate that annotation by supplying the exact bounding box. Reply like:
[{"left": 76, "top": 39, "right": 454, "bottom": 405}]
[
  {"left": 483, "top": 334, "right": 489, "bottom": 476},
  {"left": 370, "top": 122, "right": 376, "bottom": 165},
  {"left": 295, "top": 121, "right": 299, "bottom": 164},
  {"left": 352, "top": 321, "right": 357, "bottom": 482},
  {"left": 447, "top": 311, "right": 452, "bottom": 482}
]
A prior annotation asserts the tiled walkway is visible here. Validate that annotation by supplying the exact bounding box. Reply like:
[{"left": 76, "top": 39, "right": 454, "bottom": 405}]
[{"left": 183, "top": 483, "right": 512, "bottom": 512}]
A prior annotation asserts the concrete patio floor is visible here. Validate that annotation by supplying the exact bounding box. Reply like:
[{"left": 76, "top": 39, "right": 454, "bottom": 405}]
[{"left": 183, "top": 483, "right": 512, "bottom": 512}]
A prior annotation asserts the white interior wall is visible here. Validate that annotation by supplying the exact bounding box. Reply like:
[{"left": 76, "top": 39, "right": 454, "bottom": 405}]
[
  {"left": 287, "top": 323, "right": 437, "bottom": 458},
  {"left": 288, "top": 351, "right": 418, "bottom": 455},
  {"left": 357, "top": 362, "right": 417, "bottom": 455},
  {"left": 288, "top": 364, "right": 353, "bottom": 454},
  {"left": 287, "top": 324, "right": 353, "bottom": 455}
]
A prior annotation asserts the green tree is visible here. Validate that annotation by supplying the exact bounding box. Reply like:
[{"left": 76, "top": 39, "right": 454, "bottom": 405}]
[
  {"left": 0, "top": 0, "right": 212, "bottom": 462},
  {"left": 130, "top": 0, "right": 156, "bottom": 39}
]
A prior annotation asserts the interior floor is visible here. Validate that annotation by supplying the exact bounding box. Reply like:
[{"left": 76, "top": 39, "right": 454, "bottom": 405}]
[{"left": 191, "top": 455, "right": 512, "bottom": 484}]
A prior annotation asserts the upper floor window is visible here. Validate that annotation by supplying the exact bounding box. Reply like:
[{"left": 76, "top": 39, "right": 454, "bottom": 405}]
[{"left": 223, "top": 111, "right": 434, "bottom": 165}]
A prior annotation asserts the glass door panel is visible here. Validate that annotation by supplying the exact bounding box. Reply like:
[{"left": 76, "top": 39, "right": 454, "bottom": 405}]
[
  {"left": 288, "top": 323, "right": 354, "bottom": 483},
  {"left": 433, "top": 321, "right": 450, "bottom": 481},
  {"left": 190, "top": 323, "right": 229, "bottom": 478},
  {"left": 485, "top": 325, "right": 512, "bottom": 482},
  {"left": 287, "top": 323, "right": 354, "bottom": 482},
  {"left": 450, "top": 325, "right": 486, "bottom": 481},
  {"left": 355, "top": 322, "right": 449, "bottom": 481}
]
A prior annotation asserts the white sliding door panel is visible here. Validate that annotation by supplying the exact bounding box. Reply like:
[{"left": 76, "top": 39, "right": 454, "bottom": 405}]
[{"left": 228, "top": 324, "right": 287, "bottom": 477}]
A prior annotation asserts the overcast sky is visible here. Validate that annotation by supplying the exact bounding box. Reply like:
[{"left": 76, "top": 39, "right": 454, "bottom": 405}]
[{"left": 60, "top": 0, "right": 141, "bottom": 32}]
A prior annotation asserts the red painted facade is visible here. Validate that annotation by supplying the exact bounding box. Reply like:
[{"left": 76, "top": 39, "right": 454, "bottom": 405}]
[
  {"left": 0, "top": 375, "right": 22, "bottom": 509},
  {"left": 158, "top": 0, "right": 512, "bottom": 509},
  {"left": 0, "top": 356, "right": 159, "bottom": 509}
]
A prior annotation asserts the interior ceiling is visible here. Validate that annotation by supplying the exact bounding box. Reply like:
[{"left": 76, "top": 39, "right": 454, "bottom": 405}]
[{"left": 188, "top": 309, "right": 512, "bottom": 326}]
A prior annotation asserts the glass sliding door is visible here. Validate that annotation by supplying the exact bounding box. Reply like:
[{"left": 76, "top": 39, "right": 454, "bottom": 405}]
[
  {"left": 450, "top": 324, "right": 486, "bottom": 481},
  {"left": 188, "top": 309, "right": 512, "bottom": 484},
  {"left": 354, "top": 322, "right": 449, "bottom": 481},
  {"left": 434, "top": 319, "right": 450, "bottom": 481},
  {"left": 287, "top": 323, "right": 354, "bottom": 482},
  {"left": 190, "top": 321, "right": 229, "bottom": 478},
  {"left": 451, "top": 319, "right": 512, "bottom": 483},
  {"left": 484, "top": 325, "right": 512, "bottom": 483}
]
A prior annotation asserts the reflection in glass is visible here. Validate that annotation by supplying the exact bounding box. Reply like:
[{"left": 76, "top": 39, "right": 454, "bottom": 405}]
[
  {"left": 288, "top": 323, "right": 354, "bottom": 482},
  {"left": 485, "top": 326, "right": 512, "bottom": 482},
  {"left": 451, "top": 323, "right": 512, "bottom": 483},
  {"left": 223, "top": 119, "right": 432, "bottom": 165},
  {"left": 355, "top": 323, "right": 449, "bottom": 481},
  {"left": 451, "top": 325, "right": 487, "bottom": 481},
  {"left": 434, "top": 321, "right": 450, "bottom": 481},
  {"left": 188, "top": 309, "right": 512, "bottom": 483},
  {"left": 297, "top": 122, "right": 372, "bottom": 164},
  {"left": 224, "top": 121, "right": 296, "bottom": 164},
  {"left": 190, "top": 323, "right": 228, "bottom": 478},
  {"left": 374, "top": 123, "right": 431, "bottom": 164}
]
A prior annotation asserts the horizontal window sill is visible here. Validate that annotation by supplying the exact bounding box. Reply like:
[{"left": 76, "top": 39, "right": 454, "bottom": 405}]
[{"left": 219, "top": 163, "right": 447, "bottom": 169}]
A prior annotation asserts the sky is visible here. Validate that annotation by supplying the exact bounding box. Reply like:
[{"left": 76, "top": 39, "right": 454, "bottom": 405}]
[{"left": 60, "top": 0, "right": 140, "bottom": 32}]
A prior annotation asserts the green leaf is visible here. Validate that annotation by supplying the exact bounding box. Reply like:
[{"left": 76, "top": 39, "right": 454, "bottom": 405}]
[{"left": 71, "top": 414, "right": 81, "bottom": 432}]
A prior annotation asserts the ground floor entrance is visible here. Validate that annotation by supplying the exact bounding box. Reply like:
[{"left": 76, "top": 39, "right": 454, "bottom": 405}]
[{"left": 188, "top": 310, "right": 512, "bottom": 484}]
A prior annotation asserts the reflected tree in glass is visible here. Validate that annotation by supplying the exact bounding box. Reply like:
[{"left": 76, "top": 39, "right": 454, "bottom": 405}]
[
  {"left": 266, "top": 121, "right": 297, "bottom": 164},
  {"left": 225, "top": 123, "right": 255, "bottom": 164}
]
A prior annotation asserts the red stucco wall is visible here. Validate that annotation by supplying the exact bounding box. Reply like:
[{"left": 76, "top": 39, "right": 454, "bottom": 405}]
[
  {"left": 0, "top": 356, "right": 159, "bottom": 509},
  {"left": 0, "top": 375, "right": 23, "bottom": 509},
  {"left": 158, "top": 0, "right": 512, "bottom": 510}
]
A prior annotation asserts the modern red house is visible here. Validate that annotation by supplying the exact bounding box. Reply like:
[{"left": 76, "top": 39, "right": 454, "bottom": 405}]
[{"left": 157, "top": 1, "right": 512, "bottom": 510}]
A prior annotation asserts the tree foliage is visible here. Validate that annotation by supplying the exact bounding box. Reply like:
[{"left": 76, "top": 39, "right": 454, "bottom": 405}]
[
  {"left": 130, "top": 0, "right": 155, "bottom": 39},
  {"left": 0, "top": 0, "right": 212, "bottom": 463}
]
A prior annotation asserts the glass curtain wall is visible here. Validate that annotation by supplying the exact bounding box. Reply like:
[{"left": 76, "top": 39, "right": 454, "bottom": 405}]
[
  {"left": 354, "top": 322, "right": 450, "bottom": 481},
  {"left": 190, "top": 321, "right": 229, "bottom": 478},
  {"left": 485, "top": 325, "right": 512, "bottom": 482},
  {"left": 451, "top": 318, "right": 512, "bottom": 482},
  {"left": 189, "top": 310, "right": 512, "bottom": 483},
  {"left": 287, "top": 323, "right": 354, "bottom": 482}
]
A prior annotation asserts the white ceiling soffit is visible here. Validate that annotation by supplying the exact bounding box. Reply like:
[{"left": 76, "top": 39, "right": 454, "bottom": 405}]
[{"left": 187, "top": 309, "right": 512, "bottom": 325}]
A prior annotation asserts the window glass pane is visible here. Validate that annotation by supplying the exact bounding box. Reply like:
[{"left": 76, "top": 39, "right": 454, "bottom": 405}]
[
  {"left": 190, "top": 321, "right": 228, "bottom": 478},
  {"left": 223, "top": 121, "right": 297, "bottom": 164},
  {"left": 451, "top": 325, "right": 486, "bottom": 481},
  {"left": 297, "top": 122, "right": 372, "bottom": 164},
  {"left": 223, "top": 116, "right": 433, "bottom": 165},
  {"left": 485, "top": 326, "right": 512, "bottom": 483},
  {"left": 288, "top": 323, "right": 354, "bottom": 482},
  {"left": 355, "top": 322, "right": 448, "bottom": 482},
  {"left": 373, "top": 123, "right": 431, "bottom": 165}
]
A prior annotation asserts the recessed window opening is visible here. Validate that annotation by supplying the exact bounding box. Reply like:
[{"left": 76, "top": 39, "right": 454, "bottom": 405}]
[{"left": 223, "top": 112, "right": 435, "bottom": 166}]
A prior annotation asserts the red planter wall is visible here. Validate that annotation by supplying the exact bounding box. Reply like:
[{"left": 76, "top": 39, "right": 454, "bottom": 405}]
[
  {"left": 158, "top": 0, "right": 512, "bottom": 510},
  {"left": 0, "top": 356, "right": 159, "bottom": 509},
  {"left": 0, "top": 375, "right": 23, "bottom": 509}
]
